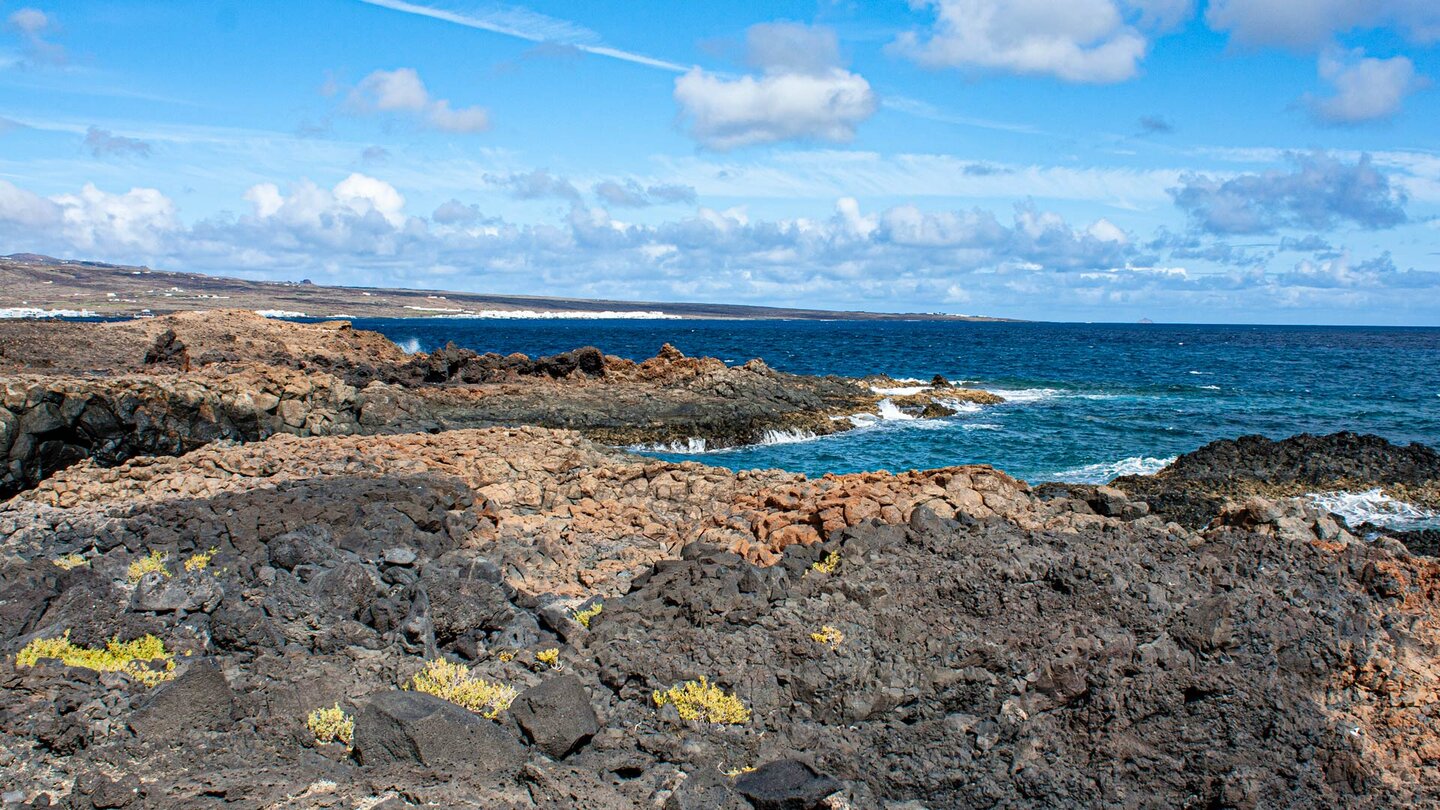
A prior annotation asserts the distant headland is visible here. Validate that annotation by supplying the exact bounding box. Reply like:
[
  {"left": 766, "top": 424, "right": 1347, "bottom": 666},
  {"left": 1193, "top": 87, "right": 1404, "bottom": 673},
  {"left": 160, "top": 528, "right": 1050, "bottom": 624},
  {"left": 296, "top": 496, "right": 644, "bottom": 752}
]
[{"left": 0, "top": 254, "right": 1014, "bottom": 322}]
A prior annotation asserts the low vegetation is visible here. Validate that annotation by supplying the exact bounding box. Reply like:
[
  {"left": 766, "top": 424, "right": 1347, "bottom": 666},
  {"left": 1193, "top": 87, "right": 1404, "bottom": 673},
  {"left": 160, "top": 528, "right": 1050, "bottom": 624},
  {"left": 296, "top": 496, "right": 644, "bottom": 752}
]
[
  {"left": 15, "top": 631, "right": 176, "bottom": 687},
  {"left": 810, "top": 625, "right": 845, "bottom": 648},
  {"left": 652, "top": 676, "right": 750, "bottom": 725},
  {"left": 52, "top": 553, "right": 88, "bottom": 570},
  {"left": 572, "top": 602, "right": 604, "bottom": 628},
  {"left": 405, "top": 658, "right": 517, "bottom": 719},
  {"left": 810, "top": 552, "right": 841, "bottom": 574},
  {"left": 306, "top": 703, "right": 354, "bottom": 748},
  {"left": 127, "top": 550, "right": 171, "bottom": 583},
  {"left": 536, "top": 648, "right": 560, "bottom": 668},
  {"left": 183, "top": 547, "right": 219, "bottom": 572}
]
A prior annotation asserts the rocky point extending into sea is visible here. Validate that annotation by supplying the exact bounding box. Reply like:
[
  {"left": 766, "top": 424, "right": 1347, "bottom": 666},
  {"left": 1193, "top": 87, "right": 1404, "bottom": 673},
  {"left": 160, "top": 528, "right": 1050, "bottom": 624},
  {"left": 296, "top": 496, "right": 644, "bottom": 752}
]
[{"left": 1, "top": 311, "right": 1438, "bottom": 808}]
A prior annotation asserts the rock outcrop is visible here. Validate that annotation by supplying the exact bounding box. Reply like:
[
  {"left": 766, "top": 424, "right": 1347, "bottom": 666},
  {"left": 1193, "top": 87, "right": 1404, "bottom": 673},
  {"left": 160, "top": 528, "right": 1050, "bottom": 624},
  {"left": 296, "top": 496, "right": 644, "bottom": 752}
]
[
  {"left": 0, "top": 312, "right": 1002, "bottom": 494},
  {"left": 3, "top": 425, "right": 1440, "bottom": 807},
  {"left": 1112, "top": 432, "right": 1440, "bottom": 529}
]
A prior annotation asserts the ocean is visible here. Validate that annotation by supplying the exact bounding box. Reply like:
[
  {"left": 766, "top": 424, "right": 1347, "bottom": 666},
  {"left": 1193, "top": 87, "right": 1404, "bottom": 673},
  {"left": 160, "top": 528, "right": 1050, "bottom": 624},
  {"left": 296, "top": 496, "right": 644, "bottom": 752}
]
[{"left": 356, "top": 318, "right": 1440, "bottom": 486}]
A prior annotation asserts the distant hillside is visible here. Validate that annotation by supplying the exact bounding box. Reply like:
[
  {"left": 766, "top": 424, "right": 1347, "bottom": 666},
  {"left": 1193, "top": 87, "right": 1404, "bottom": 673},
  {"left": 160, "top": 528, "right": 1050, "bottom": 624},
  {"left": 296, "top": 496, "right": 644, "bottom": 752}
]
[{"left": 0, "top": 254, "right": 1011, "bottom": 321}]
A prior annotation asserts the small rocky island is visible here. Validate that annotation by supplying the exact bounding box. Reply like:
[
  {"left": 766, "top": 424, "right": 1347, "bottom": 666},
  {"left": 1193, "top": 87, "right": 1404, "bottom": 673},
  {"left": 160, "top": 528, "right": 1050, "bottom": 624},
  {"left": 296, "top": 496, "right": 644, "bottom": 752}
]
[{"left": 1, "top": 312, "right": 1439, "bottom": 808}]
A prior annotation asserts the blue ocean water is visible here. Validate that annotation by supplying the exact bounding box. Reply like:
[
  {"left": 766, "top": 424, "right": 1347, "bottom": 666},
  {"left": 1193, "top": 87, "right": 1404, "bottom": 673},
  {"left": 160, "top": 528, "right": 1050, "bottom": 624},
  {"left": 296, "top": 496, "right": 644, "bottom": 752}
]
[{"left": 355, "top": 319, "right": 1440, "bottom": 484}]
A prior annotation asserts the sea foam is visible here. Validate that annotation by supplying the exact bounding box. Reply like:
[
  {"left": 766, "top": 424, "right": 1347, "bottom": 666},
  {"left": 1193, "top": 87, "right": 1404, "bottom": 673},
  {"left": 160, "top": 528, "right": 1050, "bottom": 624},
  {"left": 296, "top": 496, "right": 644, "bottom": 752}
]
[
  {"left": 1050, "top": 455, "right": 1177, "bottom": 484},
  {"left": 1307, "top": 489, "right": 1440, "bottom": 531},
  {"left": 0, "top": 307, "right": 100, "bottom": 319}
]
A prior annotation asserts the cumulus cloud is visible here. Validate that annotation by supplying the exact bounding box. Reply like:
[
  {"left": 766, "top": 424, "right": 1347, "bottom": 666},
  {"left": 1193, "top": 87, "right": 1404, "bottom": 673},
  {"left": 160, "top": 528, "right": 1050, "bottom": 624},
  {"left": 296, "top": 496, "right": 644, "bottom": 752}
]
[
  {"left": 592, "top": 180, "right": 697, "bottom": 207},
  {"left": 892, "top": 0, "right": 1160, "bottom": 83},
  {"left": 84, "top": 127, "right": 153, "bottom": 159},
  {"left": 432, "top": 199, "right": 484, "bottom": 225},
  {"left": 1205, "top": 0, "right": 1440, "bottom": 48},
  {"left": 1308, "top": 50, "right": 1425, "bottom": 124},
  {"left": 484, "top": 170, "right": 581, "bottom": 201},
  {"left": 5, "top": 173, "right": 1437, "bottom": 319},
  {"left": 674, "top": 22, "right": 877, "bottom": 150},
  {"left": 0, "top": 175, "right": 1138, "bottom": 302},
  {"left": 1170, "top": 152, "right": 1408, "bottom": 235},
  {"left": 347, "top": 68, "right": 490, "bottom": 133},
  {"left": 55, "top": 185, "right": 178, "bottom": 252},
  {"left": 0, "top": 179, "right": 61, "bottom": 228},
  {"left": 1275, "top": 252, "right": 1440, "bottom": 290},
  {"left": 7, "top": 7, "right": 64, "bottom": 66}
]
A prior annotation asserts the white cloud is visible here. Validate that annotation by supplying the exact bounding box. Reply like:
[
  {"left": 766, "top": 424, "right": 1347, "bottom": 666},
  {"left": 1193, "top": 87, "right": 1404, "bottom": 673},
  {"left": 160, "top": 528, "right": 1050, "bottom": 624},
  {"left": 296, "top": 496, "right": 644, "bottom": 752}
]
[
  {"left": 893, "top": 0, "right": 1151, "bottom": 83},
  {"left": 8, "top": 7, "right": 49, "bottom": 35},
  {"left": 7, "top": 6, "right": 65, "bottom": 65},
  {"left": 2, "top": 174, "right": 1436, "bottom": 321},
  {"left": 51, "top": 185, "right": 178, "bottom": 253},
  {"left": 356, "top": 0, "right": 689, "bottom": 73},
  {"left": 1205, "top": 0, "right": 1440, "bottom": 48},
  {"left": 674, "top": 23, "right": 876, "bottom": 150},
  {"left": 241, "top": 173, "right": 408, "bottom": 232},
  {"left": 1088, "top": 218, "right": 1129, "bottom": 243},
  {"left": 0, "top": 179, "right": 61, "bottom": 228},
  {"left": 1308, "top": 50, "right": 1425, "bottom": 124},
  {"left": 348, "top": 68, "right": 490, "bottom": 133}
]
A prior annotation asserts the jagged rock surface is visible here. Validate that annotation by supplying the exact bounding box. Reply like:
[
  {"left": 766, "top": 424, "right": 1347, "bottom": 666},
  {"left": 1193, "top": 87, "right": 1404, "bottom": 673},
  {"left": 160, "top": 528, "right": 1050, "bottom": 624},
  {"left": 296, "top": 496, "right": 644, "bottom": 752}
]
[
  {"left": 0, "top": 312, "right": 998, "bottom": 494},
  {"left": 3, "top": 427, "right": 1440, "bottom": 807},
  {"left": 1113, "top": 432, "right": 1440, "bottom": 529}
]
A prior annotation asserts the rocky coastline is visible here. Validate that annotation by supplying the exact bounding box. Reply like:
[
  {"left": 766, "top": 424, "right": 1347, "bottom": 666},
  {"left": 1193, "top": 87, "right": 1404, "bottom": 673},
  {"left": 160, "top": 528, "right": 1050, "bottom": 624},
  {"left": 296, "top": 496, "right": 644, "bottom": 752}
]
[
  {"left": 0, "top": 311, "right": 996, "bottom": 497},
  {"left": 2, "top": 313, "right": 1440, "bottom": 808}
]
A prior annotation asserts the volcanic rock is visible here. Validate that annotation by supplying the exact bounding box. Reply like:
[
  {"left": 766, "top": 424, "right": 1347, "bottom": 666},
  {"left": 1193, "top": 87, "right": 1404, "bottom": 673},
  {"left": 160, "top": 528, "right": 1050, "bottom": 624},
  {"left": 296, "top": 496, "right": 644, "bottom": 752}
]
[
  {"left": 353, "top": 690, "right": 525, "bottom": 774},
  {"left": 510, "top": 675, "right": 601, "bottom": 759}
]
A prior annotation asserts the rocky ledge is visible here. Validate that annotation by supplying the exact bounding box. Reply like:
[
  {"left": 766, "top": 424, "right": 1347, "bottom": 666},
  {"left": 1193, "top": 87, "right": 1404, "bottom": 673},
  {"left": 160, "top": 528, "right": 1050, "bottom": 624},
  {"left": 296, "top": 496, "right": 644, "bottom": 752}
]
[
  {"left": 0, "top": 311, "right": 999, "bottom": 495},
  {"left": 1109, "top": 432, "right": 1440, "bottom": 530},
  {"left": 2, "top": 426, "right": 1440, "bottom": 807}
]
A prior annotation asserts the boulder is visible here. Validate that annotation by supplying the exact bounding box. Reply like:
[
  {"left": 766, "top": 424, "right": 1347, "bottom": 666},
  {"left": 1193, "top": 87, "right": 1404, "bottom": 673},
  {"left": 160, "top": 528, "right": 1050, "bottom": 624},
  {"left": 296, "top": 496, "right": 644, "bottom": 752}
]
[
  {"left": 352, "top": 690, "right": 525, "bottom": 775},
  {"left": 510, "top": 675, "right": 600, "bottom": 759},
  {"left": 129, "top": 660, "right": 236, "bottom": 739},
  {"left": 131, "top": 571, "right": 223, "bottom": 613},
  {"left": 732, "top": 760, "right": 842, "bottom": 810},
  {"left": 426, "top": 577, "right": 514, "bottom": 644}
]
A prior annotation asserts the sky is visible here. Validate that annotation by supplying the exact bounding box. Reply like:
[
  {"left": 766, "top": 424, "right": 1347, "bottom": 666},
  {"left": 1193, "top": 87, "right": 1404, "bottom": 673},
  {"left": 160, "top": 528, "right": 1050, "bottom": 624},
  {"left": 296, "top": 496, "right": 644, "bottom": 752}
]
[{"left": 1, "top": 1, "right": 1439, "bottom": 324}]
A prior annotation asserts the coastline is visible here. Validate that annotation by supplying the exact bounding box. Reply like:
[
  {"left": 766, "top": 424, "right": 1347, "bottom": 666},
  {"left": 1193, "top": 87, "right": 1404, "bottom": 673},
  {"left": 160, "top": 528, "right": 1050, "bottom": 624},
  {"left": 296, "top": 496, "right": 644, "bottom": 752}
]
[
  {"left": 0, "top": 254, "right": 1015, "bottom": 323},
  {"left": 1, "top": 311, "right": 1439, "bottom": 806}
]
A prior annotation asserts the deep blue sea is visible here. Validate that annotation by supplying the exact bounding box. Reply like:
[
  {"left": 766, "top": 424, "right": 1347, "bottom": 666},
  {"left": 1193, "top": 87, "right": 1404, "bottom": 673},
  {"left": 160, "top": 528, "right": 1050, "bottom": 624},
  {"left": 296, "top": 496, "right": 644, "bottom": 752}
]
[{"left": 354, "top": 319, "right": 1440, "bottom": 485}]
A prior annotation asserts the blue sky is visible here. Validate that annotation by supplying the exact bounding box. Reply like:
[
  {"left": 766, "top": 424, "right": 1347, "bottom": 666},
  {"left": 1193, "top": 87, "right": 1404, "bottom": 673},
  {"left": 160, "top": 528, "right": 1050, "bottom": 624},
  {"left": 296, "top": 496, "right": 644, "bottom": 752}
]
[{"left": 1, "top": 0, "right": 1439, "bottom": 323}]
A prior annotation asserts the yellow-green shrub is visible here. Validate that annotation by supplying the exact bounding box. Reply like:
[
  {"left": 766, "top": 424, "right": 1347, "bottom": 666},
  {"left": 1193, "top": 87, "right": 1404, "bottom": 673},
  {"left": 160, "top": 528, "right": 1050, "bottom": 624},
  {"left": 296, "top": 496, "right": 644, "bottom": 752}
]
[
  {"left": 810, "top": 625, "right": 845, "bottom": 648},
  {"left": 127, "top": 550, "right": 170, "bottom": 583},
  {"left": 572, "top": 602, "right": 603, "bottom": 628},
  {"left": 306, "top": 703, "right": 354, "bottom": 748},
  {"left": 652, "top": 676, "right": 750, "bottom": 724},
  {"left": 536, "top": 648, "right": 560, "bottom": 668},
  {"left": 405, "top": 658, "right": 516, "bottom": 719},
  {"left": 810, "top": 552, "right": 841, "bottom": 574},
  {"left": 15, "top": 631, "right": 176, "bottom": 687},
  {"left": 53, "top": 554, "right": 88, "bottom": 570},
  {"left": 183, "top": 547, "right": 219, "bottom": 572}
]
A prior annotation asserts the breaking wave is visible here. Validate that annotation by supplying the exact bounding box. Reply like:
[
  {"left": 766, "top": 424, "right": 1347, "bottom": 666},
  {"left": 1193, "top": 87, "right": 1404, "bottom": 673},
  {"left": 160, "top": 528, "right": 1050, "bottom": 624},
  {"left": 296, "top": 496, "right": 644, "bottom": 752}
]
[
  {"left": 1049, "top": 455, "right": 1177, "bottom": 484},
  {"left": 1307, "top": 489, "right": 1440, "bottom": 531}
]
